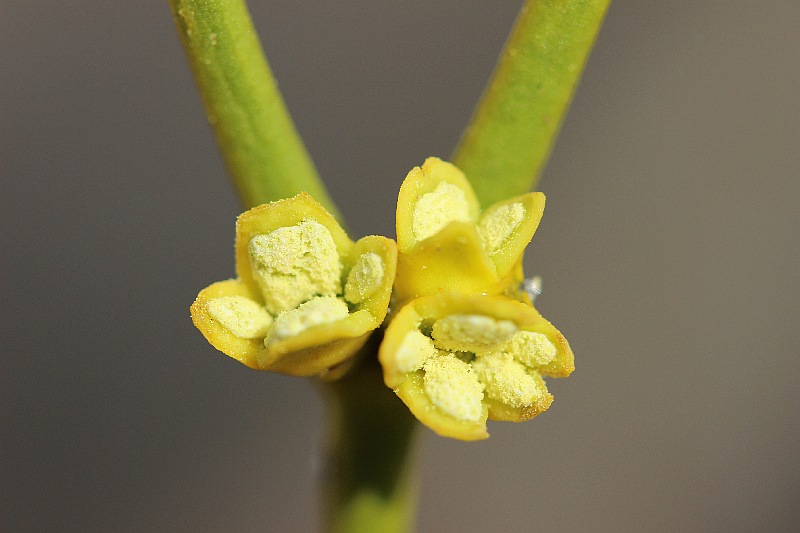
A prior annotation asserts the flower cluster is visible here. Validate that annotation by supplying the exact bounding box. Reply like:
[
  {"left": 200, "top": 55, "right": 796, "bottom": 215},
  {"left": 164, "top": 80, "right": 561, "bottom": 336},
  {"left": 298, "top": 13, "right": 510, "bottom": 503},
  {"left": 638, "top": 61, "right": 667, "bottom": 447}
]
[{"left": 191, "top": 158, "right": 573, "bottom": 438}]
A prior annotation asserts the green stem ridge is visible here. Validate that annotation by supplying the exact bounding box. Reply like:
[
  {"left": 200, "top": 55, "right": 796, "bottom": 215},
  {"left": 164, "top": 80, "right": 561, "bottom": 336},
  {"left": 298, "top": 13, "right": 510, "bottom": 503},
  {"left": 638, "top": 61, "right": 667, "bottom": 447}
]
[
  {"left": 452, "top": 0, "right": 610, "bottom": 207},
  {"left": 168, "top": 0, "right": 341, "bottom": 215}
]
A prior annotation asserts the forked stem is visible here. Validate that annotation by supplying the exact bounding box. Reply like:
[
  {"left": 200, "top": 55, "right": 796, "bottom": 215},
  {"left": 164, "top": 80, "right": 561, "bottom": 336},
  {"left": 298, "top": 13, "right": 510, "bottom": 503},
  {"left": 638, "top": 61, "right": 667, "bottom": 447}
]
[{"left": 171, "top": 1, "right": 609, "bottom": 531}]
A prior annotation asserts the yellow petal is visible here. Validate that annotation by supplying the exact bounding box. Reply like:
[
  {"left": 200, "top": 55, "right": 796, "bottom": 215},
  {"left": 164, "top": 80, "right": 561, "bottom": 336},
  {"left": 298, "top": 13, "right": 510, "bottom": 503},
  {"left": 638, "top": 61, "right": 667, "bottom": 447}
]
[
  {"left": 477, "top": 192, "right": 545, "bottom": 277},
  {"left": 190, "top": 278, "right": 266, "bottom": 369},
  {"left": 393, "top": 221, "right": 499, "bottom": 301},
  {"left": 395, "top": 371, "right": 489, "bottom": 441},
  {"left": 396, "top": 157, "right": 481, "bottom": 253},
  {"left": 341, "top": 235, "right": 397, "bottom": 324}
]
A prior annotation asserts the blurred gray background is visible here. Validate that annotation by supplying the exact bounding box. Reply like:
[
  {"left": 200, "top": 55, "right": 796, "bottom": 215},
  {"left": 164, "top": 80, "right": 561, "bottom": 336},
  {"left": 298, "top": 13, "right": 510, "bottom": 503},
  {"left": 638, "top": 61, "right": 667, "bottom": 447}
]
[{"left": 2, "top": 1, "right": 798, "bottom": 531}]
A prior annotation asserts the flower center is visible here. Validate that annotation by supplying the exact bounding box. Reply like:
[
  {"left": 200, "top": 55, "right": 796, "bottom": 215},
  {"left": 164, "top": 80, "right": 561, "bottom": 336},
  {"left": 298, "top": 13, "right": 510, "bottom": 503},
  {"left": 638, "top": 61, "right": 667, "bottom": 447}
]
[
  {"left": 393, "top": 313, "right": 558, "bottom": 417},
  {"left": 208, "top": 222, "right": 391, "bottom": 347}
]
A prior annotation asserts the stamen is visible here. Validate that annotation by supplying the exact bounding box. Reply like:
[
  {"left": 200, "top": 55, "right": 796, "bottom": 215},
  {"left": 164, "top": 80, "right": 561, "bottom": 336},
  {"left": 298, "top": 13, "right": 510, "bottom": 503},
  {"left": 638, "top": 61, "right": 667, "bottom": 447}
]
[
  {"left": 504, "top": 331, "right": 557, "bottom": 367},
  {"left": 431, "top": 314, "right": 518, "bottom": 353},
  {"left": 394, "top": 330, "right": 437, "bottom": 373},
  {"left": 477, "top": 202, "right": 525, "bottom": 254},
  {"left": 412, "top": 181, "right": 471, "bottom": 241},
  {"left": 248, "top": 220, "right": 342, "bottom": 314},
  {"left": 422, "top": 354, "right": 484, "bottom": 422},
  {"left": 472, "top": 352, "right": 545, "bottom": 408},
  {"left": 344, "top": 252, "right": 384, "bottom": 304},
  {"left": 268, "top": 296, "right": 349, "bottom": 342},
  {"left": 206, "top": 295, "right": 273, "bottom": 339}
]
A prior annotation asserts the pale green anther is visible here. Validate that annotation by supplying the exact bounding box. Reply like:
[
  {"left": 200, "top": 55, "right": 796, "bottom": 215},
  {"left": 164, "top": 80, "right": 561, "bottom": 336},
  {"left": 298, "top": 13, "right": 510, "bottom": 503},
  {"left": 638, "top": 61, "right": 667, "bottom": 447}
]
[
  {"left": 206, "top": 295, "right": 273, "bottom": 338},
  {"left": 344, "top": 252, "right": 384, "bottom": 304},
  {"left": 505, "top": 331, "right": 557, "bottom": 367},
  {"left": 422, "top": 354, "right": 484, "bottom": 422},
  {"left": 412, "top": 181, "right": 470, "bottom": 242},
  {"left": 477, "top": 202, "right": 525, "bottom": 254},
  {"left": 472, "top": 352, "right": 543, "bottom": 408},
  {"left": 394, "top": 330, "right": 438, "bottom": 374},
  {"left": 431, "top": 314, "right": 518, "bottom": 353},
  {"left": 248, "top": 220, "right": 342, "bottom": 315},
  {"left": 268, "top": 296, "right": 349, "bottom": 342}
]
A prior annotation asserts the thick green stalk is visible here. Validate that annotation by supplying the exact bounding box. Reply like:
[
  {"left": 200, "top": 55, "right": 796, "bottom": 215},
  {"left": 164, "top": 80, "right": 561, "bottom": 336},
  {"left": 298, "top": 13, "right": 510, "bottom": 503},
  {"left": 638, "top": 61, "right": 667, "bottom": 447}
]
[
  {"left": 168, "top": 0, "right": 341, "bottom": 215},
  {"left": 321, "top": 353, "right": 419, "bottom": 533},
  {"left": 453, "top": 0, "right": 610, "bottom": 206}
]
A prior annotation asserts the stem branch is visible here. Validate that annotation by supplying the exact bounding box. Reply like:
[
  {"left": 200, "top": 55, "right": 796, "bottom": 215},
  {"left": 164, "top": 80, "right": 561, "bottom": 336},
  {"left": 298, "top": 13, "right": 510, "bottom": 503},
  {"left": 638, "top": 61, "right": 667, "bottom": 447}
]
[
  {"left": 169, "top": 0, "right": 341, "bottom": 215},
  {"left": 453, "top": 0, "right": 610, "bottom": 206}
]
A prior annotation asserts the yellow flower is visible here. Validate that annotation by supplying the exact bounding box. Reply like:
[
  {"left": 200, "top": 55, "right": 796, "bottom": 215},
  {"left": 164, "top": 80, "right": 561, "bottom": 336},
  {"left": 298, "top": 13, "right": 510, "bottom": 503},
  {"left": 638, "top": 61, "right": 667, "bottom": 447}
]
[
  {"left": 379, "top": 293, "right": 573, "bottom": 440},
  {"left": 394, "top": 157, "right": 545, "bottom": 304},
  {"left": 191, "top": 193, "right": 397, "bottom": 379}
]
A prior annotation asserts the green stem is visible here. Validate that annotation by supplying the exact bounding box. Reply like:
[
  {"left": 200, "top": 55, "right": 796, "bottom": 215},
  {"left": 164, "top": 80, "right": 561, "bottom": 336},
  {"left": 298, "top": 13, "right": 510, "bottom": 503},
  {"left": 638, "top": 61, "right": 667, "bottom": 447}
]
[
  {"left": 452, "top": 0, "right": 610, "bottom": 207},
  {"left": 168, "top": 0, "right": 341, "bottom": 215},
  {"left": 321, "top": 352, "right": 419, "bottom": 533}
]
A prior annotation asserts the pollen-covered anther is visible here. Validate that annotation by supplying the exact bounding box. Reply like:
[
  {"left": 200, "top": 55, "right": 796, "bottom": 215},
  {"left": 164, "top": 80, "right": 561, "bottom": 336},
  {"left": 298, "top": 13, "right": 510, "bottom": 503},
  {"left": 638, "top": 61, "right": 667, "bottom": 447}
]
[
  {"left": 422, "top": 354, "right": 484, "bottom": 422},
  {"left": 412, "top": 181, "right": 471, "bottom": 241},
  {"left": 431, "top": 314, "right": 518, "bottom": 353},
  {"left": 472, "top": 352, "right": 545, "bottom": 408},
  {"left": 394, "top": 330, "right": 438, "bottom": 373},
  {"left": 248, "top": 220, "right": 342, "bottom": 315},
  {"left": 268, "top": 296, "right": 349, "bottom": 342},
  {"left": 344, "top": 252, "right": 384, "bottom": 304},
  {"left": 504, "top": 331, "right": 557, "bottom": 367},
  {"left": 477, "top": 202, "right": 525, "bottom": 254},
  {"left": 206, "top": 295, "right": 273, "bottom": 338}
]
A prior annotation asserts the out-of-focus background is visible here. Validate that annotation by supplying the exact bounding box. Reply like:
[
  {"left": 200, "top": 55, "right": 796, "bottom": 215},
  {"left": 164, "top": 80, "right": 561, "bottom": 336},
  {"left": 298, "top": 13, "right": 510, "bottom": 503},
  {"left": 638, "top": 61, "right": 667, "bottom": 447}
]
[{"left": 2, "top": 1, "right": 798, "bottom": 531}]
